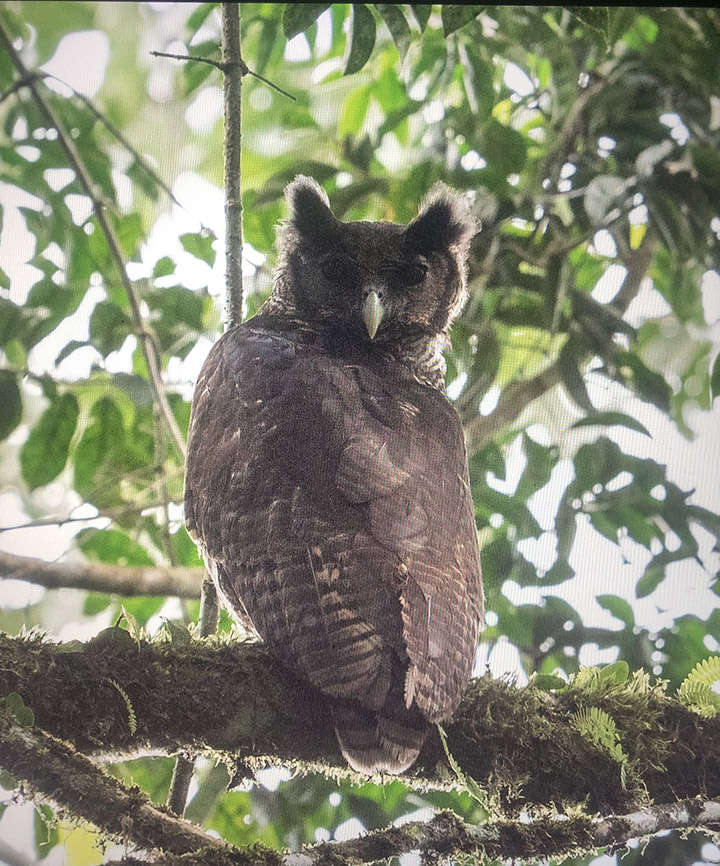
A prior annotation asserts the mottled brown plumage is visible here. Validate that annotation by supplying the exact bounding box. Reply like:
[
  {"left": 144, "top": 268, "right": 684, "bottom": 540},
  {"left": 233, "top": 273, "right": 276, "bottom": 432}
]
[{"left": 185, "top": 178, "right": 483, "bottom": 773}]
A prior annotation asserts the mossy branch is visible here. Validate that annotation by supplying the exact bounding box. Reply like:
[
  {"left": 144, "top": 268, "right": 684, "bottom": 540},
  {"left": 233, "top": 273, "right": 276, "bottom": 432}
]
[
  {"left": 0, "top": 711, "right": 228, "bottom": 858},
  {"left": 1, "top": 633, "right": 718, "bottom": 819}
]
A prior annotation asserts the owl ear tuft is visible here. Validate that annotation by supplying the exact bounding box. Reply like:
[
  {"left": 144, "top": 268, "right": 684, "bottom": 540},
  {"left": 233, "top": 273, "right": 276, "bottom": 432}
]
[
  {"left": 285, "top": 176, "right": 338, "bottom": 239},
  {"left": 406, "top": 184, "right": 477, "bottom": 255}
]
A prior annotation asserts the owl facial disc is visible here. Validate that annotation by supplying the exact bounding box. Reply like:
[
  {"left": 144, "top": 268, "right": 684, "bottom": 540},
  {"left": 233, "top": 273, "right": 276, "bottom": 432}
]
[{"left": 363, "top": 290, "right": 384, "bottom": 339}]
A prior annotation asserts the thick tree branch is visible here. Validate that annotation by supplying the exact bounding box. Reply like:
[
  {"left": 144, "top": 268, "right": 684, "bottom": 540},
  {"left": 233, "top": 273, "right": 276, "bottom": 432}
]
[
  {"left": 83, "top": 799, "right": 720, "bottom": 866},
  {"left": 0, "top": 550, "right": 202, "bottom": 598},
  {"left": 1, "top": 633, "right": 718, "bottom": 819},
  {"left": 0, "top": 22, "right": 186, "bottom": 459},
  {"left": 290, "top": 800, "right": 720, "bottom": 866},
  {"left": 0, "top": 713, "right": 227, "bottom": 858}
]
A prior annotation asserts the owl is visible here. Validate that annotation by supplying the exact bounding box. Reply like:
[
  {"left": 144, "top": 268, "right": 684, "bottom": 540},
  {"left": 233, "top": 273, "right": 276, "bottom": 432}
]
[{"left": 184, "top": 177, "right": 483, "bottom": 774}]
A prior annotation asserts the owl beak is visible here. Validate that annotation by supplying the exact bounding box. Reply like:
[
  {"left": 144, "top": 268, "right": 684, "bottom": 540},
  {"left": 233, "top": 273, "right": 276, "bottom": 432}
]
[{"left": 362, "top": 290, "right": 384, "bottom": 340}]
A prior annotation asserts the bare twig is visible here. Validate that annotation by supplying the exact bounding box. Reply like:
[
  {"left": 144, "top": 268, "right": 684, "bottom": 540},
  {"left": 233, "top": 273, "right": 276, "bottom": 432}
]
[
  {"left": 0, "top": 550, "right": 202, "bottom": 598},
  {"left": 0, "top": 22, "right": 187, "bottom": 460},
  {"left": 150, "top": 49, "right": 296, "bottom": 101},
  {"left": 166, "top": 756, "right": 195, "bottom": 816},
  {"left": 0, "top": 69, "right": 44, "bottom": 105}
]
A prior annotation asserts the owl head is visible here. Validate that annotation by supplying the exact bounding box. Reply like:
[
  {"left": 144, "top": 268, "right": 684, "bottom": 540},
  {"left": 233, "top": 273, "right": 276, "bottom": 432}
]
[{"left": 270, "top": 177, "right": 477, "bottom": 349}]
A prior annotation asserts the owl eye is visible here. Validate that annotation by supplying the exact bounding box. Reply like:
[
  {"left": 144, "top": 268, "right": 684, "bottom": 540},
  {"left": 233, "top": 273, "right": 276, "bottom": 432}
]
[
  {"left": 398, "top": 262, "right": 427, "bottom": 287},
  {"left": 321, "top": 257, "right": 353, "bottom": 283}
]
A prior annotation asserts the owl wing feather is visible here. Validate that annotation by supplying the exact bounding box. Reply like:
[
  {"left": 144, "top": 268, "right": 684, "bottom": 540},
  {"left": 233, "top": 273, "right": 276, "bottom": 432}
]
[{"left": 185, "top": 321, "right": 482, "bottom": 770}]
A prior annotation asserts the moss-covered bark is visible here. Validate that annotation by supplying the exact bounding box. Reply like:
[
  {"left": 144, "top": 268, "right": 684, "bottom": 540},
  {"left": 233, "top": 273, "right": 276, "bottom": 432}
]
[{"left": 1, "top": 632, "right": 718, "bottom": 819}]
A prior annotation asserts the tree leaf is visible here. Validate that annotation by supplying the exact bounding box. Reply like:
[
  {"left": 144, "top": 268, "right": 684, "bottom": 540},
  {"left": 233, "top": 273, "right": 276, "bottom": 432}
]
[
  {"left": 0, "top": 370, "right": 22, "bottom": 441},
  {"left": 441, "top": 5, "right": 484, "bottom": 37},
  {"left": 4, "top": 692, "right": 34, "bottom": 727},
  {"left": 409, "top": 5, "right": 431, "bottom": 31},
  {"left": 482, "top": 119, "right": 527, "bottom": 175},
  {"left": 599, "top": 660, "right": 629, "bottom": 684},
  {"left": 89, "top": 301, "right": 132, "bottom": 357},
  {"left": 459, "top": 43, "right": 494, "bottom": 120},
  {"left": 74, "top": 397, "right": 125, "bottom": 499},
  {"left": 711, "top": 352, "right": 720, "bottom": 400},
  {"left": 375, "top": 5, "right": 412, "bottom": 59},
  {"left": 20, "top": 394, "right": 78, "bottom": 490},
  {"left": 345, "top": 5, "right": 376, "bottom": 76},
  {"left": 533, "top": 674, "right": 567, "bottom": 692},
  {"left": 164, "top": 618, "right": 192, "bottom": 647},
  {"left": 152, "top": 256, "right": 175, "bottom": 278},
  {"left": 617, "top": 352, "right": 672, "bottom": 414},
  {"left": 34, "top": 802, "right": 59, "bottom": 859},
  {"left": 186, "top": 3, "right": 217, "bottom": 36},
  {"left": 77, "top": 528, "right": 154, "bottom": 567},
  {"left": 55, "top": 339, "right": 91, "bottom": 366},
  {"left": 597, "top": 594, "right": 635, "bottom": 627},
  {"left": 282, "top": 3, "right": 331, "bottom": 39},
  {"left": 571, "top": 412, "right": 651, "bottom": 438},
  {"left": 559, "top": 340, "right": 594, "bottom": 412},
  {"left": 180, "top": 232, "right": 217, "bottom": 267},
  {"left": 636, "top": 564, "right": 665, "bottom": 598},
  {"left": 516, "top": 433, "right": 558, "bottom": 502}
]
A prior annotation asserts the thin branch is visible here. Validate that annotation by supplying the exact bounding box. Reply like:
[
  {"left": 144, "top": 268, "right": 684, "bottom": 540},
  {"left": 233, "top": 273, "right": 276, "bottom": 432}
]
[
  {"left": 198, "top": 575, "right": 220, "bottom": 635},
  {"left": 150, "top": 50, "right": 296, "bottom": 101},
  {"left": 221, "top": 3, "right": 244, "bottom": 329},
  {"left": 166, "top": 755, "right": 195, "bottom": 816},
  {"left": 288, "top": 799, "right": 720, "bottom": 866},
  {"left": 151, "top": 48, "right": 227, "bottom": 72},
  {"left": 541, "top": 65, "right": 609, "bottom": 185},
  {"left": 0, "top": 22, "right": 187, "bottom": 460},
  {"left": 464, "top": 231, "right": 658, "bottom": 454},
  {"left": 0, "top": 550, "right": 202, "bottom": 599},
  {"left": 0, "top": 69, "right": 44, "bottom": 105}
]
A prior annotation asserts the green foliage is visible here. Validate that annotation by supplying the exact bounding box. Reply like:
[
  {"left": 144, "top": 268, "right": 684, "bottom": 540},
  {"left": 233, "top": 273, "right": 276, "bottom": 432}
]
[
  {"left": 0, "top": 4, "right": 719, "bottom": 865},
  {"left": 678, "top": 656, "right": 720, "bottom": 718},
  {"left": 109, "top": 678, "right": 138, "bottom": 734},
  {"left": 20, "top": 393, "right": 79, "bottom": 490},
  {"left": 571, "top": 705, "right": 627, "bottom": 768},
  {"left": 2, "top": 692, "right": 35, "bottom": 727}
]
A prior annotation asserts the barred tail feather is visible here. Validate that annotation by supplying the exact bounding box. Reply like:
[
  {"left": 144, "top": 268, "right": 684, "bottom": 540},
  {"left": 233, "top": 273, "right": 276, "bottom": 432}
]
[{"left": 332, "top": 697, "right": 429, "bottom": 775}]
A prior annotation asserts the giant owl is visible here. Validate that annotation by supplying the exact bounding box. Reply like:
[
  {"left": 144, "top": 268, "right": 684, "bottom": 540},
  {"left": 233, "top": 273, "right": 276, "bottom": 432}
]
[{"left": 184, "top": 177, "right": 483, "bottom": 774}]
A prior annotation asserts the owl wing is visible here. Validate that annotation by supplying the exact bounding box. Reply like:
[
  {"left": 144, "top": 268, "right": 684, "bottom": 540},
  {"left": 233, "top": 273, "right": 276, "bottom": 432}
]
[
  {"left": 185, "top": 323, "right": 482, "bottom": 728},
  {"left": 335, "top": 366, "right": 484, "bottom": 723}
]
